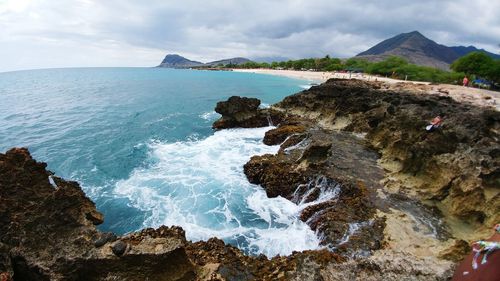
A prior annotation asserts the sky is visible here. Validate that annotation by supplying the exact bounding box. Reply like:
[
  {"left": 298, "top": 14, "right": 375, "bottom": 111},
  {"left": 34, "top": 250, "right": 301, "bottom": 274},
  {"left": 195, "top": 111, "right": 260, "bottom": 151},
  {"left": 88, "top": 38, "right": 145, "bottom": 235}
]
[{"left": 0, "top": 0, "right": 499, "bottom": 72}]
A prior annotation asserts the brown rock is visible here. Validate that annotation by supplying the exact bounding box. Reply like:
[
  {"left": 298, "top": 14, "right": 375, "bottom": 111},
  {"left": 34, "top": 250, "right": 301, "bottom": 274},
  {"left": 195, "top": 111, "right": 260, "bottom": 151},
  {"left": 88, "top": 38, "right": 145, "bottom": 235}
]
[
  {"left": 263, "top": 124, "right": 307, "bottom": 145},
  {"left": 438, "top": 239, "right": 471, "bottom": 262},
  {"left": 0, "top": 148, "right": 196, "bottom": 280},
  {"left": 212, "top": 96, "right": 283, "bottom": 129}
]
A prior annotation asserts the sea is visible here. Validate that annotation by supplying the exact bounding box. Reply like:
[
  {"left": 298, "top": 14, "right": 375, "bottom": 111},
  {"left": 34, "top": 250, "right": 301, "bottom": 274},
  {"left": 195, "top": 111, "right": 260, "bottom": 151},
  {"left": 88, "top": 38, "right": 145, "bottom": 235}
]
[{"left": 0, "top": 67, "right": 319, "bottom": 257}]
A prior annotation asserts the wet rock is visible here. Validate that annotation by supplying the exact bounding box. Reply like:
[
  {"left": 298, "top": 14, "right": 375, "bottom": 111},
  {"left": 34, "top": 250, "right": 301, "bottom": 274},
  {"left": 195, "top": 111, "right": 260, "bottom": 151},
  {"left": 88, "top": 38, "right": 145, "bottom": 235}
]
[
  {"left": 276, "top": 79, "right": 500, "bottom": 229},
  {"left": 299, "top": 137, "right": 332, "bottom": 162},
  {"left": 263, "top": 123, "right": 307, "bottom": 145},
  {"left": 243, "top": 154, "right": 308, "bottom": 198},
  {"left": 215, "top": 96, "right": 260, "bottom": 116},
  {"left": 0, "top": 148, "right": 196, "bottom": 280},
  {"left": 212, "top": 96, "right": 283, "bottom": 129},
  {"left": 279, "top": 133, "right": 308, "bottom": 152}
]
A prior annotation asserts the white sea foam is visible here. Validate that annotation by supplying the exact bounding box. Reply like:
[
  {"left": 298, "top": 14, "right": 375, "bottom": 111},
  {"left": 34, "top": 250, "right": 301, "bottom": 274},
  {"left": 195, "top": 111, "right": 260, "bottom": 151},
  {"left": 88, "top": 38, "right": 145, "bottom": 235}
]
[
  {"left": 114, "top": 126, "right": 321, "bottom": 256},
  {"left": 337, "top": 221, "right": 371, "bottom": 245},
  {"left": 199, "top": 111, "right": 220, "bottom": 121}
]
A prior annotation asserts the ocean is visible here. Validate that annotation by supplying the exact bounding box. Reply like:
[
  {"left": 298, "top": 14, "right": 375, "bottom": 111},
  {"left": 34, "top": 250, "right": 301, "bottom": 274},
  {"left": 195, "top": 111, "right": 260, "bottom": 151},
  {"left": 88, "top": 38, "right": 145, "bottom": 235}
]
[{"left": 0, "top": 67, "right": 319, "bottom": 256}]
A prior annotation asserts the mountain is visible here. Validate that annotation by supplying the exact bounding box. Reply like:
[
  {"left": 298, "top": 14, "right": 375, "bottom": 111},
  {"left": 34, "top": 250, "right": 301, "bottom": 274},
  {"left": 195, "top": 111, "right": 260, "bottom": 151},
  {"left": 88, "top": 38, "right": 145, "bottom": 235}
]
[
  {"left": 158, "top": 55, "right": 252, "bottom": 68},
  {"left": 449, "top": 46, "right": 500, "bottom": 60},
  {"left": 356, "top": 31, "right": 499, "bottom": 70},
  {"left": 205, "top": 57, "right": 251, "bottom": 66},
  {"left": 252, "top": 56, "right": 290, "bottom": 63},
  {"left": 158, "top": 54, "right": 204, "bottom": 68}
]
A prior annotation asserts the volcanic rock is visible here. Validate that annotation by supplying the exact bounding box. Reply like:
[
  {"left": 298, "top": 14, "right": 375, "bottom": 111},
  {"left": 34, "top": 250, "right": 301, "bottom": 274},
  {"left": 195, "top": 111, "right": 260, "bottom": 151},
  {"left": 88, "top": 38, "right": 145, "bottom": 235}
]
[
  {"left": 111, "top": 240, "right": 128, "bottom": 256},
  {"left": 276, "top": 79, "right": 500, "bottom": 229},
  {"left": 94, "top": 232, "right": 117, "bottom": 248},
  {"left": 0, "top": 148, "right": 196, "bottom": 280},
  {"left": 212, "top": 96, "right": 283, "bottom": 129}
]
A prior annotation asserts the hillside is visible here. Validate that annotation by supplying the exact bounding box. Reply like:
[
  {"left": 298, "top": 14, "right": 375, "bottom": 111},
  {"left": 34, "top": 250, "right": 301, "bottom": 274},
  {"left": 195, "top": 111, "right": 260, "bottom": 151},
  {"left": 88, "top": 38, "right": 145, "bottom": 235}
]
[
  {"left": 205, "top": 57, "right": 251, "bottom": 66},
  {"left": 157, "top": 55, "right": 252, "bottom": 68},
  {"left": 158, "top": 54, "right": 204, "bottom": 68},
  {"left": 356, "top": 31, "right": 499, "bottom": 70}
]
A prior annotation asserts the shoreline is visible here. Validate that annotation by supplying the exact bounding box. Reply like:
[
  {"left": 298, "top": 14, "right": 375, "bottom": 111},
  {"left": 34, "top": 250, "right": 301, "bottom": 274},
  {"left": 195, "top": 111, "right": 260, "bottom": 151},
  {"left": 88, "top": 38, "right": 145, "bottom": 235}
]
[
  {"left": 3, "top": 78, "right": 499, "bottom": 279},
  {"left": 233, "top": 68, "right": 426, "bottom": 84},
  {"left": 233, "top": 68, "right": 500, "bottom": 110}
]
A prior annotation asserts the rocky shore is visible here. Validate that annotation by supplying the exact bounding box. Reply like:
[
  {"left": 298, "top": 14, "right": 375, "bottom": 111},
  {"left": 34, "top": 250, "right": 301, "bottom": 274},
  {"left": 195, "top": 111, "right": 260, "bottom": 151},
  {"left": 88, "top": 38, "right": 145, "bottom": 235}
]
[{"left": 1, "top": 79, "right": 498, "bottom": 280}]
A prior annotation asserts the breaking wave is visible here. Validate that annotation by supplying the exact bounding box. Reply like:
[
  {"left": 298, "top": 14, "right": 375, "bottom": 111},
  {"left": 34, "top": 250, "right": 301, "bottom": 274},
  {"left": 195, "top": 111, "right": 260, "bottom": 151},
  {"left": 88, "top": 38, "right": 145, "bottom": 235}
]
[{"left": 114, "top": 127, "right": 321, "bottom": 256}]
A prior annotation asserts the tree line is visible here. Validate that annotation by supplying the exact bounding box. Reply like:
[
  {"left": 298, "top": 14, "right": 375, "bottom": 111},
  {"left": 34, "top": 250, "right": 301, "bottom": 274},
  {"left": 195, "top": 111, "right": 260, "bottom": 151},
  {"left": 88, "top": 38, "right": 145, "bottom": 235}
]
[{"left": 228, "top": 52, "right": 499, "bottom": 86}]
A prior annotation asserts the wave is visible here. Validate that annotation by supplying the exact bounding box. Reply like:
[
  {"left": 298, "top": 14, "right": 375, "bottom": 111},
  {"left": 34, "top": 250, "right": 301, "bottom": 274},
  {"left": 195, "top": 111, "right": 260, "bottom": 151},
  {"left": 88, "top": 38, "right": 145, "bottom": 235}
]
[
  {"left": 113, "top": 127, "right": 321, "bottom": 256},
  {"left": 199, "top": 111, "right": 220, "bottom": 121}
]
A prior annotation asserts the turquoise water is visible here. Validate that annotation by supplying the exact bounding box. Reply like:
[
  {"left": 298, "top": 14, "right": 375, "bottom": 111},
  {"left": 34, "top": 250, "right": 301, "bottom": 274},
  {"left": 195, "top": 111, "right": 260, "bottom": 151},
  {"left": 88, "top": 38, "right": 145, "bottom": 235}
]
[{"left": 0, "top": 67, "right": 319, "bottom": 256}]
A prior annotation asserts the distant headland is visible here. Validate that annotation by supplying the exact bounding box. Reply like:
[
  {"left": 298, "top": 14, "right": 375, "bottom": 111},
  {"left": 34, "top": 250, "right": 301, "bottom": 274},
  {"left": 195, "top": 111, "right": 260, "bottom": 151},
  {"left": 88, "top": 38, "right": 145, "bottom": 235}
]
[{"left": 157, "top": 54, "right": 252, "bottom": 68}]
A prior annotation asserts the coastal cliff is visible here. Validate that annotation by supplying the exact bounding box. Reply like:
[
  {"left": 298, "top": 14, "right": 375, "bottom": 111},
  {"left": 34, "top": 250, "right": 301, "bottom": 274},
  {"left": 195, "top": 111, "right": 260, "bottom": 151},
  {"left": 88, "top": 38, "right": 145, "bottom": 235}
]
[{"left": 1, "top": 79, "right": 498, "bottom": 280}]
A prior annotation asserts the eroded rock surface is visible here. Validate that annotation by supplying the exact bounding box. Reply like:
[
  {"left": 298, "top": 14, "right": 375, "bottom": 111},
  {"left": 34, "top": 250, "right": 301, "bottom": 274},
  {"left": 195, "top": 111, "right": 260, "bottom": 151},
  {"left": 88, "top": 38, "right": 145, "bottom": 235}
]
[
  {"left": 275, "top": 79, "right": 499, "bottom": 233},
  {"left": 0, "top": 148, "right": 349, "bottom": 281},
  {"left": 227, "top": 79, "right": 498, "bottom": 279},
  {"left": 212, "top": 96, "right": 283, "bottom": 129},
  {"left": 0, "top": 148, "right": 196, "bottom": 281}
]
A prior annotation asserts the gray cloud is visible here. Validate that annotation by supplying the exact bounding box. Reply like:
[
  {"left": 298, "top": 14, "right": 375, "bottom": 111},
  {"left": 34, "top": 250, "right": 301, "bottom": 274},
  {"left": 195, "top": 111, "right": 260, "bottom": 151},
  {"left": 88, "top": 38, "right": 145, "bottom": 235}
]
[{"left": 0, "top": 0, "right": 499, "bottom": 72}]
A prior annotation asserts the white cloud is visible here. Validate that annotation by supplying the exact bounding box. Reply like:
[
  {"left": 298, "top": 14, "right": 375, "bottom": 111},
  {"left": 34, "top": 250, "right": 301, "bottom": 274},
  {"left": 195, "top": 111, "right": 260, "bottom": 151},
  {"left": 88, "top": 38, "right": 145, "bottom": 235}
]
[{"left": 0, "top": 0, "right": 499, "bottom": 72}]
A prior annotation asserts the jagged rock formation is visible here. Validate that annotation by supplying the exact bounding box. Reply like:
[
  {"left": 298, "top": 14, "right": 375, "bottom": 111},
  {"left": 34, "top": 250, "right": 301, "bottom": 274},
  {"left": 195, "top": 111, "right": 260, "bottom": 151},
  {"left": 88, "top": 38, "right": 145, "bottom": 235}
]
[
  {"left": 212, "top": 96, "right": 283, "bottom": 129},
  {"left": 2, "top": 147, "right": 449, "bottom": 280},
  {"left": 214, "top": 78, "right": 500, "bottom": 279},
  {"left": 356, "top": 31, "right": 500, "bottom": 70},
  {"left": 274, "top": 79, "right": 499, "bottom": 232},
  {"left": 0, "top": 148, "right": 196, "bottom": 281}
]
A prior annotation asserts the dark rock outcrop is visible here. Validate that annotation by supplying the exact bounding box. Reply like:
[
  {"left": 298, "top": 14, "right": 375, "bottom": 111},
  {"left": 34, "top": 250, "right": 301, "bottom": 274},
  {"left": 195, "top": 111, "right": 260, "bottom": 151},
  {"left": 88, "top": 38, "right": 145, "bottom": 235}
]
[
  {"left": 238, "top": 108, "right": 387, "bottom": 256},
  {"left": 0, "top": 147, "right": 352, "bottom": 281},
  {"left": 212, "top": 96, "right": 283, "bottom": 129},
  {"left": 218, "top": 78, "right": 498, "bottom": 279},
  {"left": 263, "top": 120, "right": 307, "bottom": 145},
  {"left": 275, "top": 79, "right": 500, "bottom": 229},
  {"left": 0, "top": 148, "right": 196, "bottom": 281}
]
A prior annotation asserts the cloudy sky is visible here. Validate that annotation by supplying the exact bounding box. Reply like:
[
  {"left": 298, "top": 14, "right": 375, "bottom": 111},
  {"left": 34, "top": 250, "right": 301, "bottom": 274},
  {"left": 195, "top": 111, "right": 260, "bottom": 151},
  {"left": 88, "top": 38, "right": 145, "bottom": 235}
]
[{"left": 1, "top": 0, "right": 499, "bottom": 72}]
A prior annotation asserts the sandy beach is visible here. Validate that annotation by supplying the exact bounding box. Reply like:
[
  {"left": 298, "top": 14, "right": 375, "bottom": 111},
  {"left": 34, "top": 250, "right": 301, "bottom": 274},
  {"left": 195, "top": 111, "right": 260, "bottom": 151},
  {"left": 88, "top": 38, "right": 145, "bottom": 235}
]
[
  {"left": 233, "top": 68, "right": 429, "bottom": 84},
  {"left": 233, "top": 68, "right": 500, "bottom": 110}
]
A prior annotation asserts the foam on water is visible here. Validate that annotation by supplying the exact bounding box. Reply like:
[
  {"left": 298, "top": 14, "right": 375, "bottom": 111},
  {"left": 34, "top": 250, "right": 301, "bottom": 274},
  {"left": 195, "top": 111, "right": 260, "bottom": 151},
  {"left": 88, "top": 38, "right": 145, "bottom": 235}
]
[
  {"left": 0, "top": 67, "right": 316, "bottom": 257},
  {"left": 114, "top": 126, "right": 321, "bottom": 256},
  {"left": 199, "top": 111, "right": 220, "bottom": 121}
]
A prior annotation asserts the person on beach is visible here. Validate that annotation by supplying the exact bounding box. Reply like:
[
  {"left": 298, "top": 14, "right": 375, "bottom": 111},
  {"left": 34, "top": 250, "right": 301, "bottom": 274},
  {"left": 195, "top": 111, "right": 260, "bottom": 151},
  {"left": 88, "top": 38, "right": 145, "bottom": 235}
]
[
  {"left": 463, "top": 76, "right": 469, "bottom": 87},
  {"left": 426, "top": 114, "right": 444, "bottom": 132}
]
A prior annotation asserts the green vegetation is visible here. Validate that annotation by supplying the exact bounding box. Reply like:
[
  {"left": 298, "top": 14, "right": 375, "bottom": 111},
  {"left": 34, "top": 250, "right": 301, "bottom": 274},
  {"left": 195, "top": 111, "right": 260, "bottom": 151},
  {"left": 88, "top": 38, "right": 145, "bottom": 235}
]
[
  {"left": 226, "top": 52, "right": 500, "bottom": 86},
  {"left": 451, "top": 52, "right": 500, "bottom": 84},
  {"left": 364, "top": 56, "right": 464, "bottom": 84},
  {"left": 234, "top": 55, "right": 465, "bottom": 84}
]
